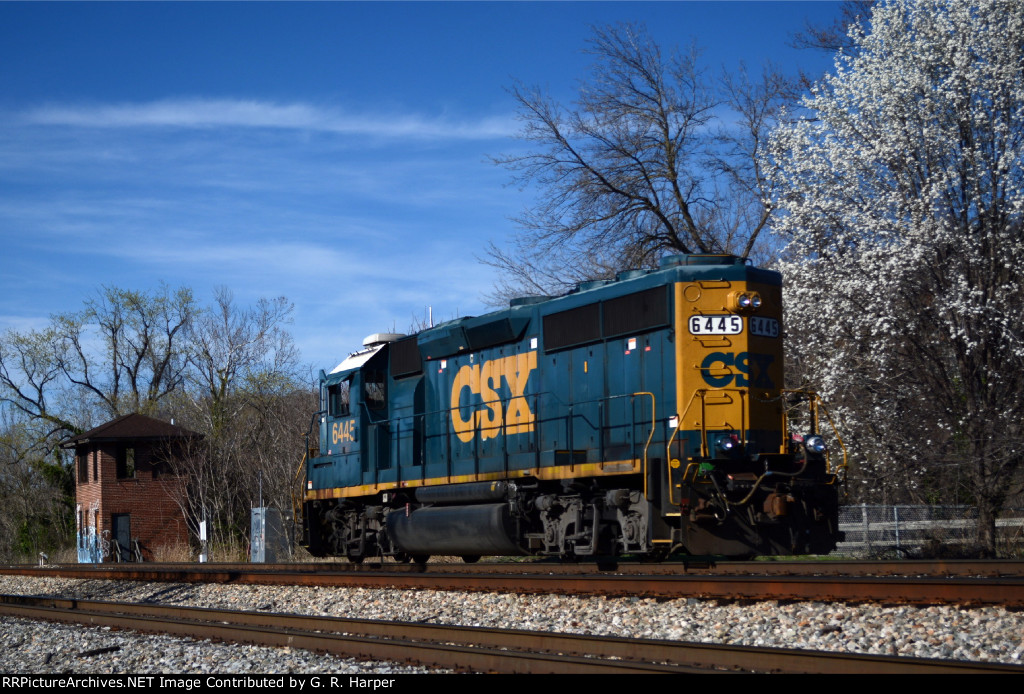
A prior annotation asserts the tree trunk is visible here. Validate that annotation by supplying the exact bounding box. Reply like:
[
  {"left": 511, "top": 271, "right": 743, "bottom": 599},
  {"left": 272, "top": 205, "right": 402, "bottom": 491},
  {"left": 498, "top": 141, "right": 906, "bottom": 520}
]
[{"left": 975, "top": 503, "right": 997, "bottom": 558}]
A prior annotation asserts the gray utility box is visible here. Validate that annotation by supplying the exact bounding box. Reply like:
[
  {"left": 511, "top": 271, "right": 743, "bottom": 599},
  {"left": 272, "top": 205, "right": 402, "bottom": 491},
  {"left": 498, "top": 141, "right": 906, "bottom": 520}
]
[{"left": 250, "top": 507, "right": 288, "bottom": 563}]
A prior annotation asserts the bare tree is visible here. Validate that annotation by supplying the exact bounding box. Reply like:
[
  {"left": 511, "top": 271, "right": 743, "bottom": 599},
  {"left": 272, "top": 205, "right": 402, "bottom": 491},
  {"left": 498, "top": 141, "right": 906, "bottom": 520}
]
[
  {"left": 0, "top": 285, "right": 313, "bottom": 559},
  {"left": 185, "top": 288, "right": 298, "bottom": 435},
  {"left": 0, "top": 286, "right": 196, "bottom": 561},
  {"left": 487, "top": 22, "right": 796, "bottom": 301},
  {"left": 166, "top": 383, "right": 314, "bottom": 558},
  {"left": 169, "top": 289, "right": 309, "bottom": 555},
  {"left": 0, "top": 327, "right": 80, "bottom": 438},
  {"left": 0, "top": 285, "right": 196, "bottom": 438},
  {"left": 54, "top": 285, "right": 196, "bottom": 420}
]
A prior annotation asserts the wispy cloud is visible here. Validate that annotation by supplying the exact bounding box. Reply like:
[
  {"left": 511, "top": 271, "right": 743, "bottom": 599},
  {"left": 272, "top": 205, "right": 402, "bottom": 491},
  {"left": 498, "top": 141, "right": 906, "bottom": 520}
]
[
  {"left": 1, "top": 96, "right": 516, "bottom": 368},
  {"left": 21, "top": 98, "right": 514, "bottom": 140}
]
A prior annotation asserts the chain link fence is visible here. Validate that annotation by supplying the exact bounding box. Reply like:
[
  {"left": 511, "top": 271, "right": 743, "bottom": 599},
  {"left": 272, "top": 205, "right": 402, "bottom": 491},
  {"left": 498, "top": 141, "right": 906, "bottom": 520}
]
[{"left": 834, "top": 505, "right": 1024, "bottom": 558}]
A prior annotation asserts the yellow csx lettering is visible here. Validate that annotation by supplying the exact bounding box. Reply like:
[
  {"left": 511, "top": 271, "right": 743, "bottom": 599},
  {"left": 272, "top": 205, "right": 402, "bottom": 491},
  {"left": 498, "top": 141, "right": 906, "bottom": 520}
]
[
  {"left": 450, "top": 352, "right": 537, "bottom": 443},
  {"left": 331, "top": 419, "right": 356, "bottom": 445}
]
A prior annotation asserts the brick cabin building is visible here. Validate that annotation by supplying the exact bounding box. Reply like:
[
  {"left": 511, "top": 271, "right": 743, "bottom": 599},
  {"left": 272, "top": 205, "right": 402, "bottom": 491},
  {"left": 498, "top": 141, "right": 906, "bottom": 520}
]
[{"left": 62, "top": 414, "right": 201, "bottom": 562}]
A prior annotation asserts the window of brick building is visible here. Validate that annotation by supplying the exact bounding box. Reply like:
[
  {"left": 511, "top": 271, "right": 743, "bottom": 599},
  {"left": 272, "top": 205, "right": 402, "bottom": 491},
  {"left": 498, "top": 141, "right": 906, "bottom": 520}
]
[
  {"left": 78, "top": 451, "right": 89, "bottom": 484},
  {"left": 117, "top": 446, "right": 136, "bottom": 479}
]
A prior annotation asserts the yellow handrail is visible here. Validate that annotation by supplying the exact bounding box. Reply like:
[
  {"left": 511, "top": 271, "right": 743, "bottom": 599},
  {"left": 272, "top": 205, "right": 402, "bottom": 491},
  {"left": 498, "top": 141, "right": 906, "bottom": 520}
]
[
  {"left": 666, "top": 387, "right": 848, "bottom": 505},
  {"left": 633, "top": 392, "right": 656, "bottom": 501},
  {"left": 780, "top": 389, "right": 848, "bottom": 477},
  {"left": 290, "top": 451, "right": 308, "bottom": 528}
]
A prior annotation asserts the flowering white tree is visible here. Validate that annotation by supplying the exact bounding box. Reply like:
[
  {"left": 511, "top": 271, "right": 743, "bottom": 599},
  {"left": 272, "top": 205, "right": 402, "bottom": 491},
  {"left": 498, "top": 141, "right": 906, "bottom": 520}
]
[{"left": 769, "top": 0, "right": 1024, "bottom": 555}]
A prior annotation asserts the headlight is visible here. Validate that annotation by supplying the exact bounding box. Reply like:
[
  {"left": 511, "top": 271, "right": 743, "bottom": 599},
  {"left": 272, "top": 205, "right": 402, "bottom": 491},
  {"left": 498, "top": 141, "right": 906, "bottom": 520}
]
[
  {"left": 730, "top": 291, "right": 762, "bottom": 311},
  {"left": 717, "top": 435, "right": 740, "bottom": 454},
  {"left": 805, "top": 435, "right": 827, "bottom": 454}
]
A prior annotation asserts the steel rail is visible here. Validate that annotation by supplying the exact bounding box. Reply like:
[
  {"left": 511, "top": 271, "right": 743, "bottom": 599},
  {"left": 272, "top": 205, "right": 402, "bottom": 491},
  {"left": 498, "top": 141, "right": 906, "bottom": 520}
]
[
  {"left": 3, "top": 565, "right": 1023, "bottom": 606},
  {"left": 6, "top": 558, "right": 1024, "bottom": 578},
  {"left": 0, "top": 596, "right": 728, "bottom": 674},
  {"left": 1, "top": 595, "right": 1019, "bottom": 675}
]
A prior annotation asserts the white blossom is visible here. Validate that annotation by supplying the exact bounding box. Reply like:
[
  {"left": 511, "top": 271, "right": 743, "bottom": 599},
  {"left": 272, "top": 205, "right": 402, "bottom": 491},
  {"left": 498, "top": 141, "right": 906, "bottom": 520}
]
[{"left": 767, "top": 0, "right": 1024, "bottom": 552}]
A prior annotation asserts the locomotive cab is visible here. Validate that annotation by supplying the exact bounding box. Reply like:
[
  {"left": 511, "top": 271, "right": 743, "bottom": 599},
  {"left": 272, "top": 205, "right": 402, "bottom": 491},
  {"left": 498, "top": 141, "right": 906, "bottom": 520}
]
[{"left": 305, "top": 334, "right": 403, "bottom": 559}]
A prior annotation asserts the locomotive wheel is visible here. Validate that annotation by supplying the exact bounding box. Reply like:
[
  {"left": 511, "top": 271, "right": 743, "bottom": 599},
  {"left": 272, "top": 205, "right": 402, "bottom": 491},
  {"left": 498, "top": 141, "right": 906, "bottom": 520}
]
[
  {"left": 460, "top": 555, "right": 481, "bottom": 564},
  {"left": 411, "top": 554, "right": 430, "bottom": 565},
  {"left": 347, "top": 553, "right": 364, "bottom": 565},
  {"left": 392, "top": 553, "right": 411, "bottom": 564}
]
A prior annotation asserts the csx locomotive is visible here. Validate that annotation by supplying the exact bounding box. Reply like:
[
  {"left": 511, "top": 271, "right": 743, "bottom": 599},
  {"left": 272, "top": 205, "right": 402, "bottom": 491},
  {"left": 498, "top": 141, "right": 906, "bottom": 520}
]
[{"left": 301, "top": 254, "right": 845, "bottom": 561}]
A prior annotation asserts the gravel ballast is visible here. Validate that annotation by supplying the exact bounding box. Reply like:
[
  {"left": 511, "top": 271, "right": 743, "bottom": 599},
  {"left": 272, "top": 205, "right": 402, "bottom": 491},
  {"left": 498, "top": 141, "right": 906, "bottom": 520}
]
[{"left": 1, "top": 574, "right": 1022, "bottom": 673}]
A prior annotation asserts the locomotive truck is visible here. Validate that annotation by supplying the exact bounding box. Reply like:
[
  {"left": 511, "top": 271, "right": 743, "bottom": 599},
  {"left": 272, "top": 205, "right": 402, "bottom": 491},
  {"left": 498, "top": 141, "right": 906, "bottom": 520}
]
[{"left": 300, "top": 254, "right": 845, "bottom": 562}]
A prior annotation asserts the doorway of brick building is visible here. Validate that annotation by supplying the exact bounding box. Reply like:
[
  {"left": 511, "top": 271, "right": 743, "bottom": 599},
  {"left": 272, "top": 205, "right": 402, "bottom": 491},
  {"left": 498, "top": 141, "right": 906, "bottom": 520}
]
[{"left": 112, "top": 513, "right": 131, "bottom": 562}]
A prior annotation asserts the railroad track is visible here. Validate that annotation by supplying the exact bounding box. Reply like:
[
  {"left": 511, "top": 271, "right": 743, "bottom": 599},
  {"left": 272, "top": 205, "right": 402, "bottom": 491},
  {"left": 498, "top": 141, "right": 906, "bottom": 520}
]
[
  {"left": 5, "top": 562, "right": 1024, "bottom": 606},
  {"left": 1, "top": 594, "right": 1019, "bottom": 674},
  {"left": 8, "top": 558, "right": 1024, "bottom": 576}
]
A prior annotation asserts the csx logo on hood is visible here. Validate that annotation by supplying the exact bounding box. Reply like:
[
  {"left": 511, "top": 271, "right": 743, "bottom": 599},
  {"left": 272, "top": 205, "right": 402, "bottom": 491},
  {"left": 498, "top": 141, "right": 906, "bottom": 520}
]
[
  {"left": 450, "top": 352, "right": 537, "bottom": 442},
  {"left": 700, "top": 351, "right": 776, "bottom": 389}
]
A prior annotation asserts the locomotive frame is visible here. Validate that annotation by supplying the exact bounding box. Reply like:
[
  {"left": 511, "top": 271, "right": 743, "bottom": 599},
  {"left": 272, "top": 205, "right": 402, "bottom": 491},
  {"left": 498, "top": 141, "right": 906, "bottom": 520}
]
[{"left": 300, "top": 254, "right": 845, "bottom": 562}]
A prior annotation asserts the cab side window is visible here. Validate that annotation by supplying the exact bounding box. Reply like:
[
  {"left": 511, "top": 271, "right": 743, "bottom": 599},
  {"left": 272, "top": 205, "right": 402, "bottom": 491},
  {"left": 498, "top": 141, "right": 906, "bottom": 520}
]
[
  {"left": 364, "top": 370, "right": 386, "bottom": 410},
  {"left": 327, "top": 379, "right": 350, "bottom": 417}
]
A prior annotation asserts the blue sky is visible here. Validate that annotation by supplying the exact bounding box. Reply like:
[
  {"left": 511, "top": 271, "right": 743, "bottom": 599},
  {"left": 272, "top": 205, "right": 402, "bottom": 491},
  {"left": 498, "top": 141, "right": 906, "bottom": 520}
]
[{"left": 0, "top": 1, "right": 841, "bottom": 372}]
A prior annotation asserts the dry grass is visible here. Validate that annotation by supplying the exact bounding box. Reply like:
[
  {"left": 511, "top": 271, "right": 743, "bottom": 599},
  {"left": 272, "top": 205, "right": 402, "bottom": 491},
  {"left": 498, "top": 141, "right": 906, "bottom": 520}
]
[{"left": 150, "top": 541, "right": 195, "bottom": 563}]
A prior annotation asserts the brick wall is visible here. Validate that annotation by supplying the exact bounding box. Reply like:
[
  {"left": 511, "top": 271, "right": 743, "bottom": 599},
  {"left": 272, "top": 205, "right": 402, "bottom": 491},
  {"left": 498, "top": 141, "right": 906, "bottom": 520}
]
[{"left": 75, "top": 440, "right": 189, "bottom": 561}]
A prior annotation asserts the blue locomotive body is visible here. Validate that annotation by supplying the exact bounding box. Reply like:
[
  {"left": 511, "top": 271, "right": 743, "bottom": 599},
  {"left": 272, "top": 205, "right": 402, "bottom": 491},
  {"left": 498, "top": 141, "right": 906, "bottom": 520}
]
[{"left": 302, "top": 255, "right": 844, "bottom": 561}]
